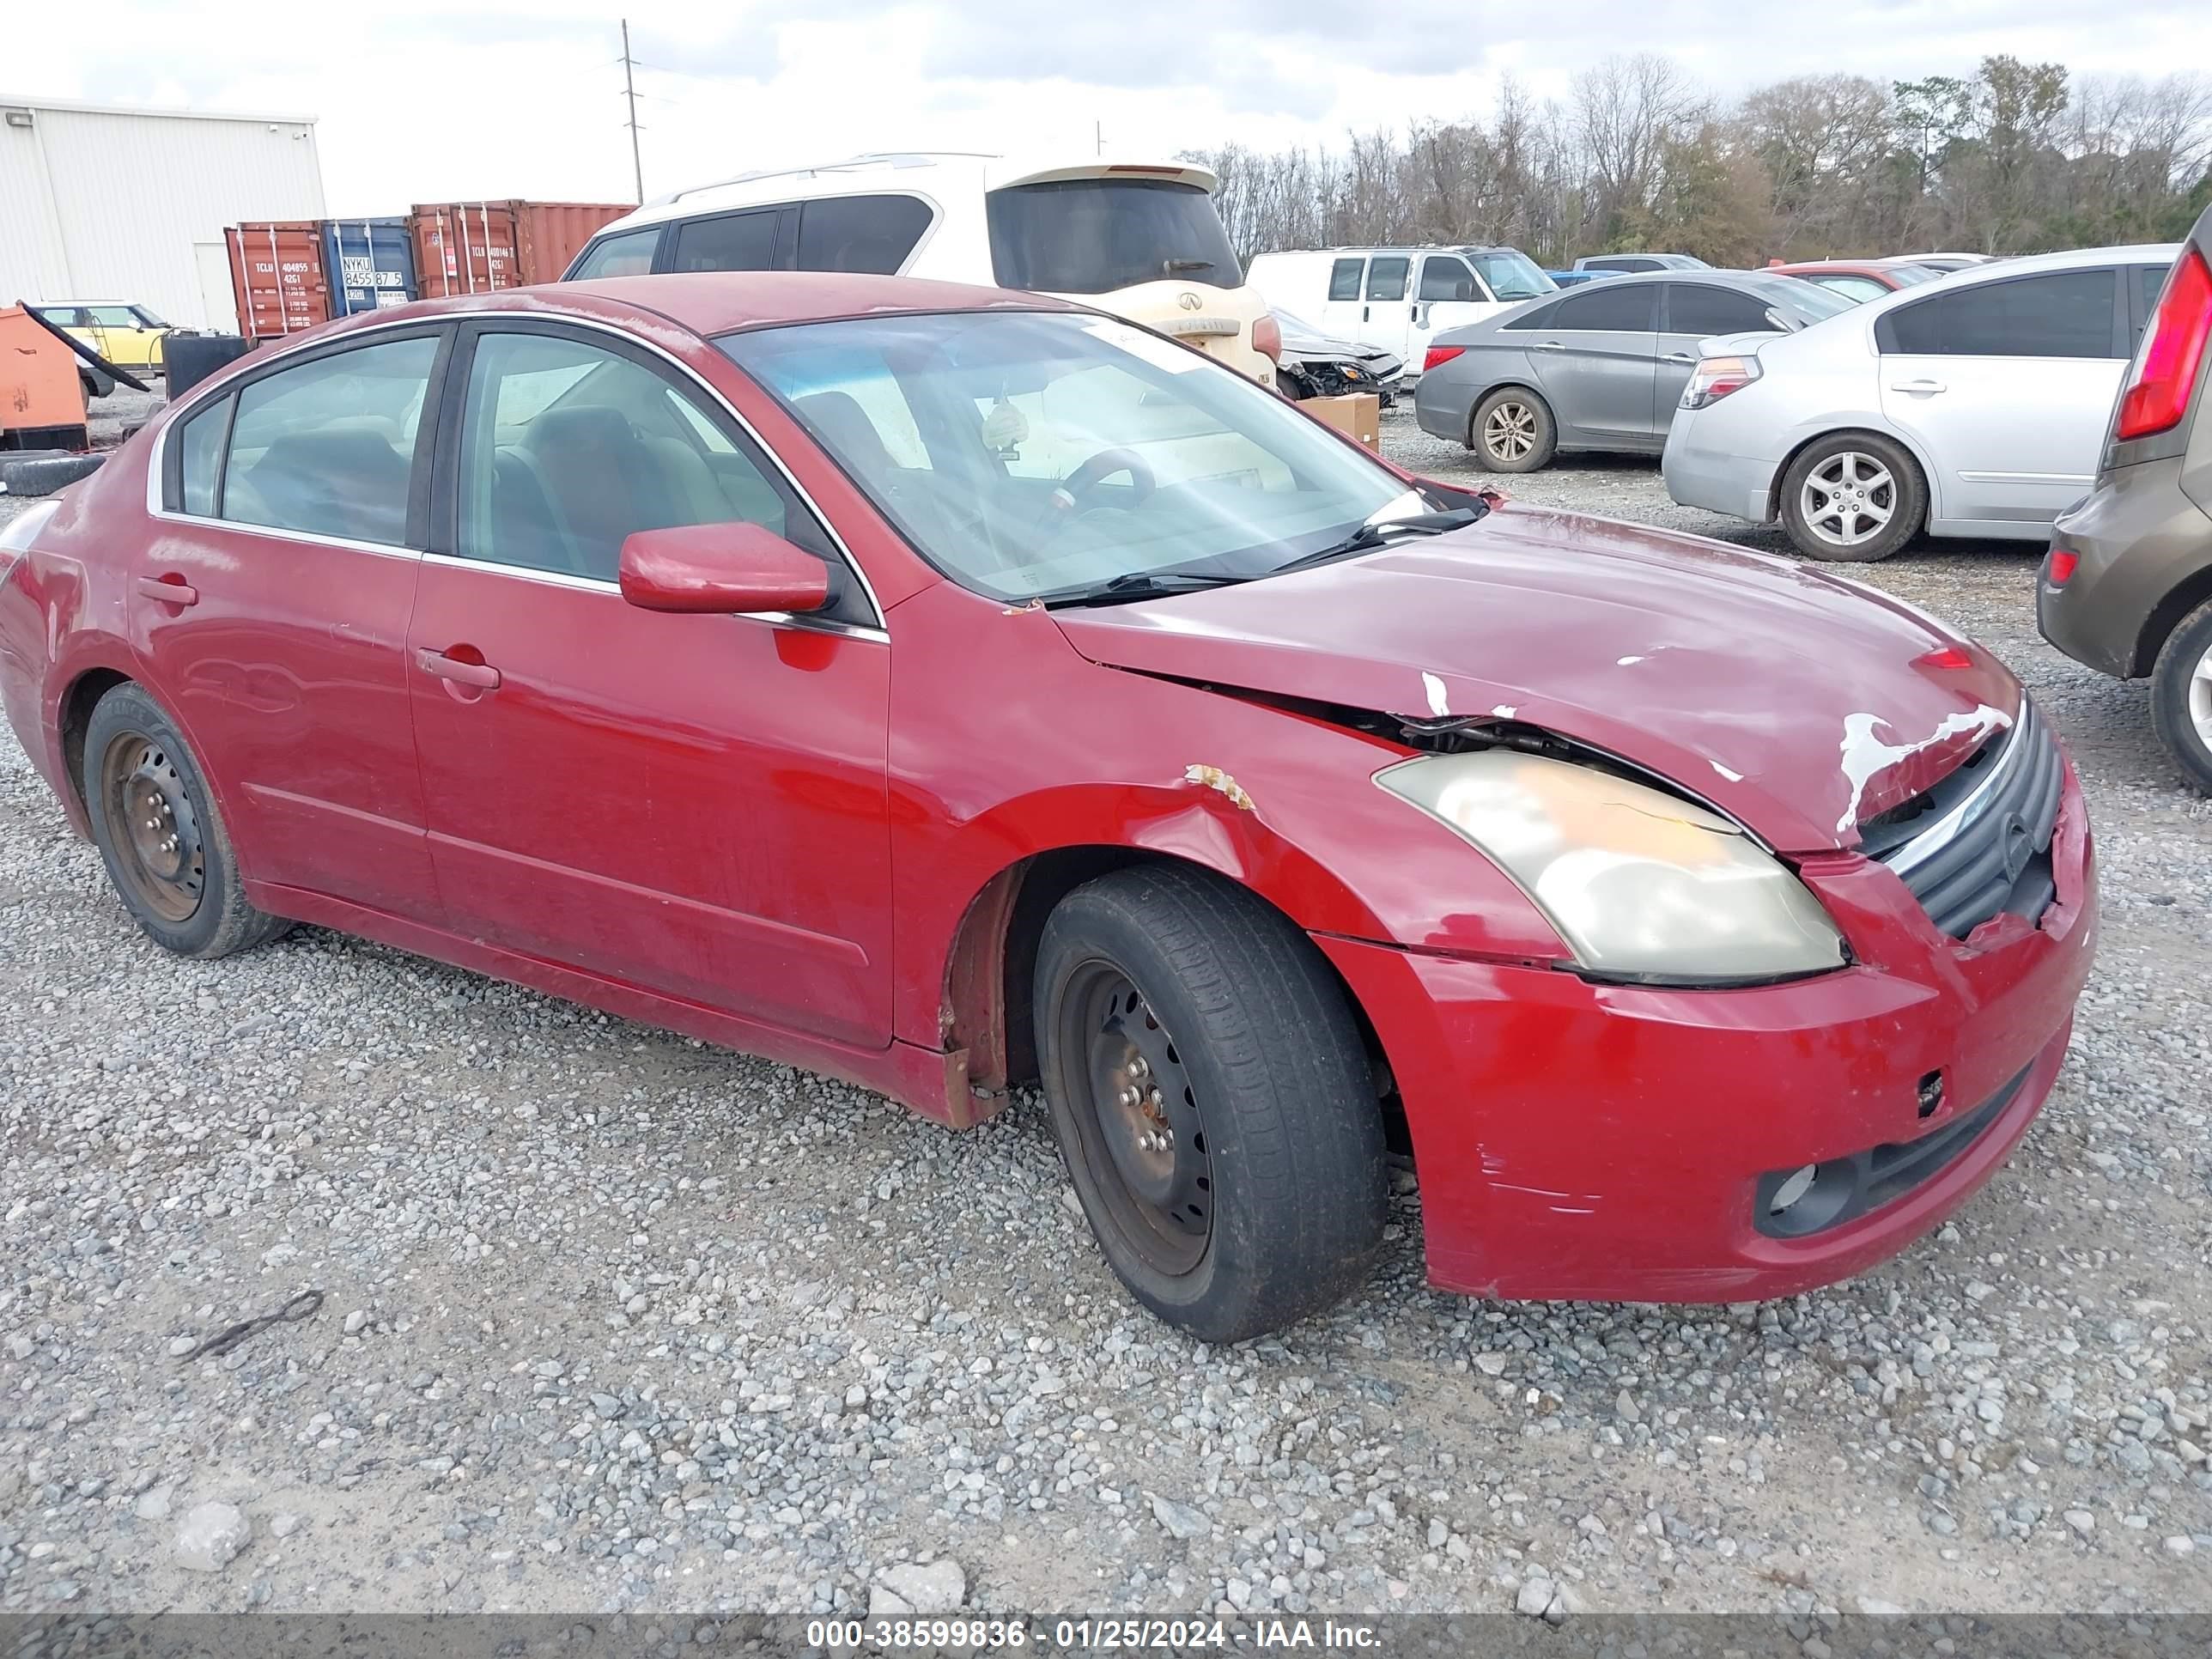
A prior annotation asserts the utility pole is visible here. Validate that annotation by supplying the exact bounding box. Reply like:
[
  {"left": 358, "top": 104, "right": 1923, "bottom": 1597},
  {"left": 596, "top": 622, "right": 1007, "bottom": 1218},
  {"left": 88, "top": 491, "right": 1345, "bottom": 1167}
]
[
  {"left": 1095, "top": 120, "right": 1103, "bottom": 158},
  {"left": 621, "top": 18, "right": 644, "bottom": 204}
]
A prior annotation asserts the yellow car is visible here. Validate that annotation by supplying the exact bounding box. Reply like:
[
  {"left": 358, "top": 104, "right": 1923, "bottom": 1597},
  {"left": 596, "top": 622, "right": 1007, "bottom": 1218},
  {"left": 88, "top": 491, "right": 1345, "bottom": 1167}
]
[{"left": 33, "top": 302, "right": 172, "bottom": 374}]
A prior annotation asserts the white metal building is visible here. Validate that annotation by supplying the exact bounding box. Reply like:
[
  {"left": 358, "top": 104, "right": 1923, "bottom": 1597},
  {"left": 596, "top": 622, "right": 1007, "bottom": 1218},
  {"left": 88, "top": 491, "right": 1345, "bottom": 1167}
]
[{"left": 0, "top": 94, "right": 325, "bottom": 332}]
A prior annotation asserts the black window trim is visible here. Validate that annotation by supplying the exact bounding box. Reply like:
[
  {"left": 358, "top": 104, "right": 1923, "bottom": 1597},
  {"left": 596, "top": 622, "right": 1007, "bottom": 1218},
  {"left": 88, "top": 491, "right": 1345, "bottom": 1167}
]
[
  {"left": 1875, "top": 264, "right": 2130, "bottom": 360},
  {"left": 425, "top": 313, "right": 884, "bottom": 635},
  {"left": 149, "top": 320, "right": 457, "bottom": 557}
]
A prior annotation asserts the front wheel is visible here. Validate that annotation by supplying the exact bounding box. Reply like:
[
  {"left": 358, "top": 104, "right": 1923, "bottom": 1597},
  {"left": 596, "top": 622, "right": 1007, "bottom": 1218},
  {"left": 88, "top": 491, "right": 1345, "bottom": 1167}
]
[
  {"left": 1034, "top": 865, "right": 1387, "bottom": 1343},
  {"left": 1778, "top": 433, "right": 1926, "bottom": 562},
  {"left": 2150, "top": 599, "right": 2212, "bottom": 795}
]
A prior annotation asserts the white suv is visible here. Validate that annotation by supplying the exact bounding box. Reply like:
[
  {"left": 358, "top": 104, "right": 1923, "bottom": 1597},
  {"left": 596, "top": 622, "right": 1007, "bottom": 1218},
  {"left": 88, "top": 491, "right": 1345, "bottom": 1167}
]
[{"left": 564, "top": 153, "right": 1278, "bottom": 386}]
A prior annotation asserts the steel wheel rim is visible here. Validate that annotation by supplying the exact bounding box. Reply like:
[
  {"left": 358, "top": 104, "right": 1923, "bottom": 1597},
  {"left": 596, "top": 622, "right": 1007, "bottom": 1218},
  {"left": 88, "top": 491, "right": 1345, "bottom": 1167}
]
[
  {"left": 1058, "top": 961, "right": 1213, "bottom": 1277},
  {"left": 98, "top": 731, "right": 205, "bottom": 924},
  {"left": 1801, "top": 452, "right": 1896, "bottom": 546},
  {"left": 2191, "top": 641, "right": 2212, "bottom": 749},
  {"left": 1484, "top": 402, "right": 1537, "bottom": 461}
]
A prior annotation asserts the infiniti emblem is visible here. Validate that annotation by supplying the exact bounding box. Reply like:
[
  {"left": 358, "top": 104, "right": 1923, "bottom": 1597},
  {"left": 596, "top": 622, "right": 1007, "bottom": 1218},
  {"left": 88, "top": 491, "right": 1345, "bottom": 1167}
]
[{"left": 1176, "top": 291, "right": 1204, "bottom": 310}]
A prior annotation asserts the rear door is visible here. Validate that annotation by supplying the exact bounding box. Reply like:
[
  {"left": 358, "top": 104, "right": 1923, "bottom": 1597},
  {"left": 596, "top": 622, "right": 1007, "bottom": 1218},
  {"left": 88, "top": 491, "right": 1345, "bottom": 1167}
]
[
  {"left": 1656, "top": 282, "right": 1789, "bottom": 427},
  {"left": 1519, "top": 281, "right": 1661, "bottom": 445},
  {"left": 1876, "top": 265, "right": 2128, "bottom": 529},
  {"left": 1319, "top": 255, "right": 1367, "bottom": 339}
]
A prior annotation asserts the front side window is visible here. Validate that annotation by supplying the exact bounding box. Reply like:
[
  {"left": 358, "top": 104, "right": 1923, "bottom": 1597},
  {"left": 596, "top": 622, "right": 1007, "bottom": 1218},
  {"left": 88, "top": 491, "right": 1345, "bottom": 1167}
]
[
  {"left": 220, "top": 335, "right": 438, "bottom": 545},
  {"left": 1366, "top": 257, "right": 1410, "bottom": 302},
  {"left": 1466, "top": 250, "right": 1554, "bottom": 301},
  {"left": 670, "top": 210, "right": 781, "bottom": 274},
  {"left": 570, "top": 227, "right": 661, "bottom": 280},
  {"left": 175, "top": 397, "right": 227, "bottom": 515},
  {"left": 1884, "top": 269, "right": 2118, "bottom": 359},
  {"left": 1419, "top": 258, "right": 1478, "bottom": 303},
  {"left": 721, "top": 309, "right": 1437, "bottom": 605},
  {"left": 454, "top": 331, "right": 804, "bottom": 585},
  {"left": 1666, "top": 283, "right": 1780, "bottom": 337},
  {"left": 1550, "top": 283, "right": 1657, "bottom": 331},
  {"left": 1328, "top": 258, "right": 1364, "bottom": 302},
  {"left": 87, "top": 306, "right": 140, "bottom": 328},
  {"left": 986, "top": 178, "right": 1240, "bottom": 294},
  {"left": 795, "top": 194, "right": 934, "bottom": 276}
]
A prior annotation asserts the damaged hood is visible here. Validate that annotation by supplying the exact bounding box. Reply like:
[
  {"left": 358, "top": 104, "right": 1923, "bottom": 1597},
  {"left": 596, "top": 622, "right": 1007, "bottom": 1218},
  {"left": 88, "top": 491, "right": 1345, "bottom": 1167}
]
[{"left": 1050, "top": 505, "right": 2023, "bottom": 854}]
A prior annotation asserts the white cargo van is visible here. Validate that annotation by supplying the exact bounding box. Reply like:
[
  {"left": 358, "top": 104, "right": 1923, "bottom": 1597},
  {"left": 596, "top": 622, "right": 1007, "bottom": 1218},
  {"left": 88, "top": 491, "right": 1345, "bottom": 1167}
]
[
  {"left": 1246, "top": 245, "right": 1556, "bottom": 374},
  {"left": 565, "top": 153, "right": 1279, "bottom": 386}
]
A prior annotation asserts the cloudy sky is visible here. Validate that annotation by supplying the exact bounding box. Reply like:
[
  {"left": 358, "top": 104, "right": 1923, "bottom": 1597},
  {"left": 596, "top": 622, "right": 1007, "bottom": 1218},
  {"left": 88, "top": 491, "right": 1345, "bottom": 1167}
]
[{"left": 12, "top": 0, "right": 2210, "bottom": 215}]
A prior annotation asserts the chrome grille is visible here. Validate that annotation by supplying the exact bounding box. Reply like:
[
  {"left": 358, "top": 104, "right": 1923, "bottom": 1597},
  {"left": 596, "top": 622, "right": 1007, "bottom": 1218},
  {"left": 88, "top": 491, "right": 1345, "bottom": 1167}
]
[{"left": 1862, "top": 699, "right": 2063, "bottom": 939}]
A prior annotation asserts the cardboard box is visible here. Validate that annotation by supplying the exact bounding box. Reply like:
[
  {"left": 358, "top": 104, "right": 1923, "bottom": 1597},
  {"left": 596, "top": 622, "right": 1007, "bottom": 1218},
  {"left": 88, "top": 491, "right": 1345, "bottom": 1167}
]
[{"left": 1302, "top": 392, "right": 1381, "bottom": 451}]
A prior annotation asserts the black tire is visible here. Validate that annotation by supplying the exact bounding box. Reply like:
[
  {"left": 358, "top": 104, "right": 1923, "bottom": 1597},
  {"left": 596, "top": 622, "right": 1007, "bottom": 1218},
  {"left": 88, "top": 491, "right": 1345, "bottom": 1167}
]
[
  {"left": 81, "top": 683, "right": 290, "bottom": 959},
  {"left": 0, "top": 454, "right": 105, "bottom": 497},
  {"left": 1778, "top": 432, "right": 1926, "bottom": 562},
  {"left": 2149, "top": 599, "right": 2212, "bottom": 795},
  {"left": 1469, "top": 386, "right": 1557, "bottom": 472},
  {"left": 1034, "top": 864, "right": 1387, "bottom": 1342},
  {"left": 1276, "top": 367, "right": 1314, "bottom": 402}
]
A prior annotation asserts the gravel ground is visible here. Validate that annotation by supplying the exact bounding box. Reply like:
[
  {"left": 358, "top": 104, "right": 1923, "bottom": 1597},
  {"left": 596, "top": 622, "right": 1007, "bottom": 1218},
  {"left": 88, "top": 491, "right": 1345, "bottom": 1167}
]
[{"left": 2, "top": 395, "right": 2209, "bottom": 1622}]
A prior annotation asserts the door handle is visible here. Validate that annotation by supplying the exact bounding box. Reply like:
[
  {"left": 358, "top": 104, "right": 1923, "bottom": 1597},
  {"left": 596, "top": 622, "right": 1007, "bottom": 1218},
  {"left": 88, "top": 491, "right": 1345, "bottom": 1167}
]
[
  {"left": 135, "top": 575, "right": 198, "bottom": 606},
  {"left": 1362, "top": 305, "right": 1370, "bottom": 322},
  {"left": 1890, "top": 379, "right": 1948, "bottom": 394},
  {"left": 1665, "top": 352, "right": 1696, "bottom": 363},
  {"left": 1531, "top": 340, "right": 1564, "bottom": 352},
  {"left": 416, "top": 648, "right": 501, "bottom": 690}
]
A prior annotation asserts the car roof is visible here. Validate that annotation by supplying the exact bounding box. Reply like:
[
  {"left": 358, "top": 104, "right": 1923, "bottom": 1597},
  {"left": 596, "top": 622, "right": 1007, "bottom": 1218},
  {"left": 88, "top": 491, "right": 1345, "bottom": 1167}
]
[
  {"left": 1766, "top": 262, "right": 1888, "bottom": 276},
  {"left": 33, "top": 300, "right": 147, "bottom": 309},
  {"left": 1843, "top": 241, "right": 2183, "bottom": 315},
  {"left": 284, "top": 271, "right": 1072, "bottom": 351}
]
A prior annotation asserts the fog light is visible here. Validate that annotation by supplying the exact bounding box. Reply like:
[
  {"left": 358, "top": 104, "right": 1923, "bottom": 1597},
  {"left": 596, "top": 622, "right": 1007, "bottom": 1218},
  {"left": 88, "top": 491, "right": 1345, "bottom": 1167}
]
[{"left": 1767, "top": 1164, "right": 1819, "bottom": 1216}]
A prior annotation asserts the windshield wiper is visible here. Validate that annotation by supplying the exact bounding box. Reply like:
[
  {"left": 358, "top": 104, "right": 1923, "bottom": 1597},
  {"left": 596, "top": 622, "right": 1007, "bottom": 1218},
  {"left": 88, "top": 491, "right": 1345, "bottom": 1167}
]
[
  {"left": 1163, "top": 258, "right": 1217, "bottom": 275},
  {"left": 1272, "top": 507, "right": 1484, "bottom": 575},
  {"left": 1037, "top": 570, "right": 1249, "bottom": 609}
]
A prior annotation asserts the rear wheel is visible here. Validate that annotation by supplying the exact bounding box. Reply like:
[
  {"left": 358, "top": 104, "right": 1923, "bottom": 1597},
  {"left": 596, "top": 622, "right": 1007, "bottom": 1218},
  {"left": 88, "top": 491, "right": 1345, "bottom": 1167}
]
[
  {"left": 1034, "top": 865, "right": 1387, "bottom": 1343},
  {"left": 82, "top": 684, "right": 289, "bottom": 958},
  {"left": 2150, "top": 599, "right": 2212, "bottom": 794},
  {"left": 1471, "top": 388, "right": 1557, "bottom": 472},
  {"left": 1779, "top": 433, "right": 1925, "bottom": 562}
]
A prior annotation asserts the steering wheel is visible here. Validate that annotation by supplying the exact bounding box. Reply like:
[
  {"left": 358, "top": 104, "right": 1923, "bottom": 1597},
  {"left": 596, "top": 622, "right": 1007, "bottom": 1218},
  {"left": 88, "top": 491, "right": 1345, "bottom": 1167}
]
[{"left": 1041, "top": 447, "right": 1158, "bottom": 527}]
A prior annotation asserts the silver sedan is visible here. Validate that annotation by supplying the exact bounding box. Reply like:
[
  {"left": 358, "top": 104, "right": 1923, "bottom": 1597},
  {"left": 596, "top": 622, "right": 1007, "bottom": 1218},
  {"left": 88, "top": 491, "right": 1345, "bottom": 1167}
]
[{"left": 1413, "top": 272, "right": 1850, "bottom": 471}]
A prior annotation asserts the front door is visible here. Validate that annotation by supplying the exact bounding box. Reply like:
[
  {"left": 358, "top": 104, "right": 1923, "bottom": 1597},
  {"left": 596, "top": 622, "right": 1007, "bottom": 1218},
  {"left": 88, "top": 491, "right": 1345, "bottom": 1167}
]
[
  {"left": 1877, "top": 265, "right": 2127, "bottom": 528},
  {"left": 133, "top": 328, "right": 447, "bottom": 915},
  {"left": 406, "top": 322, "right": 895, "bottom": 1045},
  {"left": 1412, "top": 255, "right": 1505, "bottom": 364}
]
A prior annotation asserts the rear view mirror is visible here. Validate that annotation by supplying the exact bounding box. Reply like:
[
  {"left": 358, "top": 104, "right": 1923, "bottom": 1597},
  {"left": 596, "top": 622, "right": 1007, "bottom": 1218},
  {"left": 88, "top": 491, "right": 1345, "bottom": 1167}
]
[{"left": 618, "top": 522, "right": 830, "bottom": 616}]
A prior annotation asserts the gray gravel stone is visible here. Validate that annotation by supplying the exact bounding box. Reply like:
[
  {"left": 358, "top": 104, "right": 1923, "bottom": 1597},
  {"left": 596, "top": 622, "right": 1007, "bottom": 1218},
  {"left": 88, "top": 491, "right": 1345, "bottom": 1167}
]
[{"left": 174, "top": 1503, "right": 250, "bottom": 1573}]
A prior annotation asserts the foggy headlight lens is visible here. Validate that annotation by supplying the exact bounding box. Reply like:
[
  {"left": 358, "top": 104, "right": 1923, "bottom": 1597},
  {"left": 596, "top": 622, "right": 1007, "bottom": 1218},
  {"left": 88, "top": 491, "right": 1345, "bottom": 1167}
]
[{"left": 1376, "top": 750, "right": 1846, "bottom": 982}]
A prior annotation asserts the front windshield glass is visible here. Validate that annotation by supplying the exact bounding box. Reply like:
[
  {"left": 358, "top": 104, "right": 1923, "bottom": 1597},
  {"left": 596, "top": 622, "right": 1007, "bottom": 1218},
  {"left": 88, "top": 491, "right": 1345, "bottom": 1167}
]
[
  {"left": 720, "top": 310, "right": 1432, "bottom": 604},
  {"left": 1467, "top": 250, "right": 1555, "bottom": 301},
  {"left": 132, "top": 306, "right": 170, "bottom": 328}
]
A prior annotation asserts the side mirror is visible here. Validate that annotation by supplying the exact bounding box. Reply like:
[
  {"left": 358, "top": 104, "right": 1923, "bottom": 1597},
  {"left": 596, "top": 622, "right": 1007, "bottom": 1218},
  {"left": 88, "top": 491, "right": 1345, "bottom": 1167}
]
[{"left": 618, "top": 522, "right": 830, "bottom": 616}]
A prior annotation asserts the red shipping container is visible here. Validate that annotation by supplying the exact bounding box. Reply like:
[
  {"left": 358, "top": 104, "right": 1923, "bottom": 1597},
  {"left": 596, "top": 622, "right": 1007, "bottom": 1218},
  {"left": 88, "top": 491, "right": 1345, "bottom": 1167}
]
[
  {"left": 228, "top": 222, "right": 333, "bottom": 341},
  {"left": 410, "top": 201, "right": 633, "bottom": 295}
]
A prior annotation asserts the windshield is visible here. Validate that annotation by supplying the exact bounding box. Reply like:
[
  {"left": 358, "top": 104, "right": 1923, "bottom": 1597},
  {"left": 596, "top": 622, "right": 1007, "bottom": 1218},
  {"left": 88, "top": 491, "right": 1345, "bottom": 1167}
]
[
  {"left": 1467, "top": 249, "right": 1555, "bottom": 301},
  {"left": 987, "top": 179, "right": 1242, "bottom": 294},
  {"left": 720, "top": 310, "right": 1438, "bottom": 604},
  {"left": 131, "top": 306, "right": 170, "bottom": 328}
]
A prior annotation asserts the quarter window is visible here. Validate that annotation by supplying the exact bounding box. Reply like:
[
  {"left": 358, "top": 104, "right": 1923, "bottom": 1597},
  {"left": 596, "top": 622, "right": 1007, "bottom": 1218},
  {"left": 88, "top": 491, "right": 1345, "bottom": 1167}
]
[
  {"left": 1549, "top": 283, "right": 1657, "bottom": 331},
  {"left": 175, "top": 397, "right": 227, "bottom": 516},
  {"left": 1665, "top": 283, "right": 1779, "bottom": 337},
  {"left": 453, "top": 331, "right": 806, "bottom": 586},
  {"left": 1882, "top": 269, "right": 2118, "bottom": 359},
  {"left": 794, "top": 194, "right": 933, "bottom": 275},
  {"left": 1327, "top": 259, "right": 1364, "bottom": 302},
  {"left": 670, "top": 210, "right": 781, "bottom": 274},
  {"left": 1366, "top": 257, "right": 1410, "bottom": 302},
  {"left": 569, "top": 228, "right": 661, "bottom": 279},
  {"left": 219, "top": 335, "right": 438, "bottom": 546}
]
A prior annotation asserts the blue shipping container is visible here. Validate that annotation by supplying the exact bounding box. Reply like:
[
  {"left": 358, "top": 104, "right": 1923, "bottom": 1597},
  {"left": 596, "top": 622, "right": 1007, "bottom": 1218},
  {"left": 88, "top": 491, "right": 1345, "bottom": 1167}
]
[{"left": 320, "top": 218, "right": 420, "bottom": 317}]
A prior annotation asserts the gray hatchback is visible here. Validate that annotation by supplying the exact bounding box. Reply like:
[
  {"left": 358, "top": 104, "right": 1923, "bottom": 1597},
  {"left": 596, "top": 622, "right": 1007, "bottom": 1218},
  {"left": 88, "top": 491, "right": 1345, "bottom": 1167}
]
[
  {"left": 2039, "top": 200, "right": 2212, "bottom": 791},
  {"left": 1414, "top": 271, "right": 1850, "bottom": 471}
]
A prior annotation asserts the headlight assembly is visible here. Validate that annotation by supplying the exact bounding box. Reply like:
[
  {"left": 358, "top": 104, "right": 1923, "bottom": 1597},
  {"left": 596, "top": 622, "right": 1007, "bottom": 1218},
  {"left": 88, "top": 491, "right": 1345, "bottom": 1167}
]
[{"left": 1376, "top": 750, "right": 1846, "bottom": 984}]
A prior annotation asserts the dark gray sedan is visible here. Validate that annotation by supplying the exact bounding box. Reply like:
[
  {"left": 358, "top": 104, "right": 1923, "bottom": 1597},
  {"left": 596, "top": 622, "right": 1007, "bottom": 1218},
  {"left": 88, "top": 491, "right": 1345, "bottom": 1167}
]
[{"left": 1414, "top": 271, "right": 1852, "bottom": 471}]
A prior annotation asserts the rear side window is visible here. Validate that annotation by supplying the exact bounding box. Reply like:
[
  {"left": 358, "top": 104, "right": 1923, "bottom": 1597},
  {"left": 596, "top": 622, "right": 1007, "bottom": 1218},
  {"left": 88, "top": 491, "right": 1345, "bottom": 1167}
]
[
  {"left": 218, "top": 335, "right": 439, "bottom": 546},
  {"left": 1328, "top": 258, "right": 1364, "bottom": 301},
  {"left": 1366, "top": 257, "right": 1410, "bottom": 302},
  {"left": 794, "top": 194, "right": 933, "bottom": 275},
  {"left": 670, "top": 210, "right": 781, "bottom": 274},
  {"left": 987, "top": 178, "right": 1240, "bottom": 294},
  {"left": 569, "top": 227, "right": 661, "bottom": 280},
  {"left": 1585, "top": 257, "right": 1658, "bottom": 274},
  {"left": 2128, "top": 262, "right": 2175, "bottom": 351},
  {"left": 174, "top": 397, "right": 228, "bottom": 515},
  {"left": 1550, "top": 283, "right": 1657, "bottom": 331},
  {"left": 1881, "top": 269, "right": 2119, "bottom": 359},
  {"left": 1666, "top": 283, "right": 1779, "bottom": 337}
]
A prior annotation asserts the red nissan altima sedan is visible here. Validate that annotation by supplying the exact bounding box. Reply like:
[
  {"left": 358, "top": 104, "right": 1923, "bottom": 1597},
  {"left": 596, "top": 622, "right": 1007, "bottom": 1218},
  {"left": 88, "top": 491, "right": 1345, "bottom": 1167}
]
[{"left": 0, "top": 274, "right": 2095, "bottom": 1340}]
